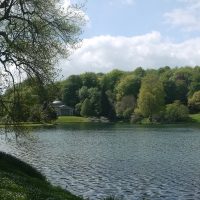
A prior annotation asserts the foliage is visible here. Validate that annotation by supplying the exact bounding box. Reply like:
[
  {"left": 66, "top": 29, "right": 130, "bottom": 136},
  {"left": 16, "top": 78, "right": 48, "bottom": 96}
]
[
  {"left": 100, "top": 69, "right": 125, "bottom": 92},
  {"left": 0, "top": 0, "right": 86, "bottom": 134},
  {"left": 62, "top": 75, "right": 82, "bottom": 107},
  {"left": 137, "top": 75, "right": 166, "bottom": 118},
  {"left": 116, "top": 74, "right": 141, "bottom": 101},
  {"left": 80, "top": 98, "right": 94, "bottom": 117},
  {"left": 163, "top": 80, "right": 177, "bottom": 104},
  {"left": 115, "top": 95, "right": 137, "bottom": 118},
  {"left": 175, "top": 80, "right": 188, "bottom": 105},
  {"left": 5, "top": 65, "right": 200, "bottom": 124},
  {"left": 130, "top": 108, "right": 143, "bottom": 124},
  {"left": 88, "top": 87, "right": 101, "bottom": 115},
  {"left": 29, "top": 103, "right": 57, "bottom": 123},
  {"left": 133, "top": 67, "right": 146, "bottom": 77},
  {"left": 29, "top": 106, "right": 42, "bottom": 123},
  {"left": 77, "top": 86, "right": 101, "bottom": 115},
  {"left": 100, "top": 86, "right": 112, "bottom": 117},
  {"left": 80, "top": 72, "right": 99, "bottom": 88},
  {"left": 78, "top": 86, "right": 89, "bottom": 102},
  {"left": 188, "top": 74, "right": 200, "bottom": 97},
  {"left": 165, "top": 100, "right": 189, "bottom": 122},
  {"left": 188, "top": 90, "right": 200, "bottom": 113},
  {"left": 42, "top": 104, "right": 58, "bottom": 123},
  {"left": 123, "top": 107, "right": 135, "bottom": 119},
  {"left": 75, "top": 102, "right": 82, "bottom": 116}
]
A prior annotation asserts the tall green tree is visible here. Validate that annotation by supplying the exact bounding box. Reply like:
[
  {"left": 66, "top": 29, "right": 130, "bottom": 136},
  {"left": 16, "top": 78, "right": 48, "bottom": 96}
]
[
  {"left": 62, "top": 75, "right": 82, "bottom": 107},
  {"left": 137, "top": 76, "right": 166, "bottom": 118},
  {"left": 100, "top": 86, "right": 112, "bottom": 117},
  {"left": 80, "top": 98, "right": 93, "bottom": 117},
  {"left": 116, "top": 74, "right": 141, "bottom": 101}
]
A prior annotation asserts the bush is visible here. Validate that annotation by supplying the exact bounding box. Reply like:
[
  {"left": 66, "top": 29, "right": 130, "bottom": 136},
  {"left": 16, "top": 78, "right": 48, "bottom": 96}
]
[{"left": 165, "top": 100, "right": 189, "bottom": 122}]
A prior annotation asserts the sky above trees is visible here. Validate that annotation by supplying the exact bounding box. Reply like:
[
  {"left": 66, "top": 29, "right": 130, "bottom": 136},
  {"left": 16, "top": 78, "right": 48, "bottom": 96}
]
[{"left": 59, "top": 0, "right": 200, "bottom": 78}]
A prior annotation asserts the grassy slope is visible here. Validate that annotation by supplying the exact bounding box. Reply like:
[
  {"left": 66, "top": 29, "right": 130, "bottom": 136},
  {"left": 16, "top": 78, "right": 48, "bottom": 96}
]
[
  {"left": 56, "top": 116, "right": 88, "bottom": 123},
  {"left": 0, "top": 152, "right": 83, "bottom": 200}
]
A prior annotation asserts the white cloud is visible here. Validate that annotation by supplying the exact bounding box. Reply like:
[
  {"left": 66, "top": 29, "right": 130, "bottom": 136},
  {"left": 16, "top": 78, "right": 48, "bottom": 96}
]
[
  {"left": 58, "top": 31, "right": 200, "bottom": 79},
  {"left": 109, "top": 0, "right": 135, "bottom": 6},
  {"left": 164, "top": 1, "right": 200, "bottom": 32},
  {"left": 122, "top": 0, "right": 135, "bottom": 5}
]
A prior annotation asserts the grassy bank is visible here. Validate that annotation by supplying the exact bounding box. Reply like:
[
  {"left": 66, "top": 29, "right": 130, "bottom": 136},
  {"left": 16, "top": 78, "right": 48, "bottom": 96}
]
[
  {"left": 188, "top": 113, "right": 200, "bottom": 123},
  {"left": 55, "top": 114, "right": 200, "bottom": 124},
  {"left": 56, "top": 116, "right": 88, "bottom": 123},
  {"left": 0, "top": 152, "right": 83, "bottom": 200}
]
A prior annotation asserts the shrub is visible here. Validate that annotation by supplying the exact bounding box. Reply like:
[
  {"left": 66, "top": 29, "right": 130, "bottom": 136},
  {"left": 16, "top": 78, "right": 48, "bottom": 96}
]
[{"left": 165, "top": 100, "right": 189, "bottom": 122}]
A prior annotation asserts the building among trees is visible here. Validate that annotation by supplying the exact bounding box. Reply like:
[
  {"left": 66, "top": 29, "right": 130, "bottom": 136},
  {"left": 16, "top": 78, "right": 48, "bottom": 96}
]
[{"left": 52, "top": 101, "right": 74, "bottom": 116}]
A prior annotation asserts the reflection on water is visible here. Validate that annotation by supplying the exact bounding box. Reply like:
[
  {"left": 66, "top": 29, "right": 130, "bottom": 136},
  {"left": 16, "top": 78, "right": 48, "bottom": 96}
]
[{"left": 1, "top": 123, "right": 200, "bottom": 199}]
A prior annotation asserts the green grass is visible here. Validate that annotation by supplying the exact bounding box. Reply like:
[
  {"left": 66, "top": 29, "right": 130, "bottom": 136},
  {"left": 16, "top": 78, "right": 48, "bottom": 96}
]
[
  {"left": 56, "top": 116, "right": 88, "bottom": 123},
  {"left": 188, "top": 113, "right": 200, "bottom": 123},
  {"left": 0, "top": 152, "right": 83, "bottom": 200}
]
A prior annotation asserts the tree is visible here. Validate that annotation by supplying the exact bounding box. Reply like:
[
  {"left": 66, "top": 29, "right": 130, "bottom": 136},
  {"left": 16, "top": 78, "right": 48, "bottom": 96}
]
[
  {"left": 115, "top": 95, "right": 137, "bottom": 118},
  {"left": 80, "top": 98, "right": 93, "bottom": 117},
  {"left": 137, "top": 75, "right": 166, "bottom": 118},
  {"left": 188, "top": 74, "right": 200, "bottom": 97},
  {"left": 100, "top": 86, "right": 112, "bottom": 117},
  {"left": 88, "top": 87, "right": 101, "bottom": 116},
  {"left": 100, "top": 69, "right": 124, "bottom": 92},
  {"left": 175, "top": 80, "right": 188, "bottom": 105},
  {"left": 163, "top": 80, "right": 177, "bottom": 104},
  {"left": 78, "top": 86, "right": 89, "bottom": 102},
  {"left": 133, "top": 67, "right": 146, "bottom": 78},
  {"left": 188, "top": 90, "right": 200, "bottom": 113},
  {"left": 0, "top": 0, "right": 86, "bottom": 133},
  {"left": 62, "top": 75, "right": 82, "bottom": 107},
  {"left": 115, "top": 74, "right": 141, "bottom": 101},
  {"left": 165, "top": 100, "right": 189, "bottom": 122},
  {"left": 80, "top": 72, "right": 99, "bottom": 88}
]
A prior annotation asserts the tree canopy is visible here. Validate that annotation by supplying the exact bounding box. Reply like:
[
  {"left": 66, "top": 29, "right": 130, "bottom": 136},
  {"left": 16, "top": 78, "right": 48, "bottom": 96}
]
[
  {"left": 0, "top": 0, "right": 86, "bottom": 132},
  {"left": 137, "top": 75, "right": 166, "bottom": 118}
]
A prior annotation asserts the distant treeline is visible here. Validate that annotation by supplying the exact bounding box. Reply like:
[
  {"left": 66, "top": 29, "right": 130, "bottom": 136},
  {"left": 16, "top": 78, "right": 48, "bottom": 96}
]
[{"left": 3, "top": 66, "right": 200, "bottom": 123}]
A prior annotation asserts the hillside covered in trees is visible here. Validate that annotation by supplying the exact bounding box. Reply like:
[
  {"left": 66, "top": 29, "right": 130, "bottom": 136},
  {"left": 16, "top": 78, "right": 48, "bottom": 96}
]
[{"left": 2, "top": 66, "right": 200, "bottom": 123}]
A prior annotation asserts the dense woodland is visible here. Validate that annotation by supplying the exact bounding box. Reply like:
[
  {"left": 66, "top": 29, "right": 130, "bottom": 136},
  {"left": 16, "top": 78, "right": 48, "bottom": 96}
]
[{"left": 2, "top": 66, "right": 200, "bottom": 123}]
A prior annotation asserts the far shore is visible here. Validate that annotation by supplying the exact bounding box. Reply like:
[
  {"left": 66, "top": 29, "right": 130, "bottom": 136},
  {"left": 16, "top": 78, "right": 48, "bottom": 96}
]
[{"left": 0, "top": 113, "right": 200, "bottom": 127}]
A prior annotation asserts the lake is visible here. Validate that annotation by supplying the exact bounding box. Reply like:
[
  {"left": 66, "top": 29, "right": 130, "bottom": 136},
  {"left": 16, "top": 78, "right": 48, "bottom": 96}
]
[{"left": 1, "top": 123, "right": 200, "bottom": 199}]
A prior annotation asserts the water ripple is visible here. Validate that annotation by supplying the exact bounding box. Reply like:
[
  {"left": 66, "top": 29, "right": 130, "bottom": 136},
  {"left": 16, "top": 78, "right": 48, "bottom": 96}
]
[{"left": 0, "top": 123, "right": 200, "bottom": 199}]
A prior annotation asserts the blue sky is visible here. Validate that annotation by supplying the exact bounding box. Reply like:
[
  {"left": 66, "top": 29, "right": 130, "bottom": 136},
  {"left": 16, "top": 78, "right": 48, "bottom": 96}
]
[{"left": 59, "top": 0, "right": 200, "bottom": 78}]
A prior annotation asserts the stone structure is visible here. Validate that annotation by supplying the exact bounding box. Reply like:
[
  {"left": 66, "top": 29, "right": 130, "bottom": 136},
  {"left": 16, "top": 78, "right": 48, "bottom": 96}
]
[{"left": 52, "top": 101, "right": 74, "bottom": 116}]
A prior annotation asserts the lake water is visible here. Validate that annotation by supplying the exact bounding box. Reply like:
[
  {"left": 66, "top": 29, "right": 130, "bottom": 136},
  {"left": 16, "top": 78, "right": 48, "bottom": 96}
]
[{"left": 1, "top": 123, "right": 200, "bottom": 199}]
